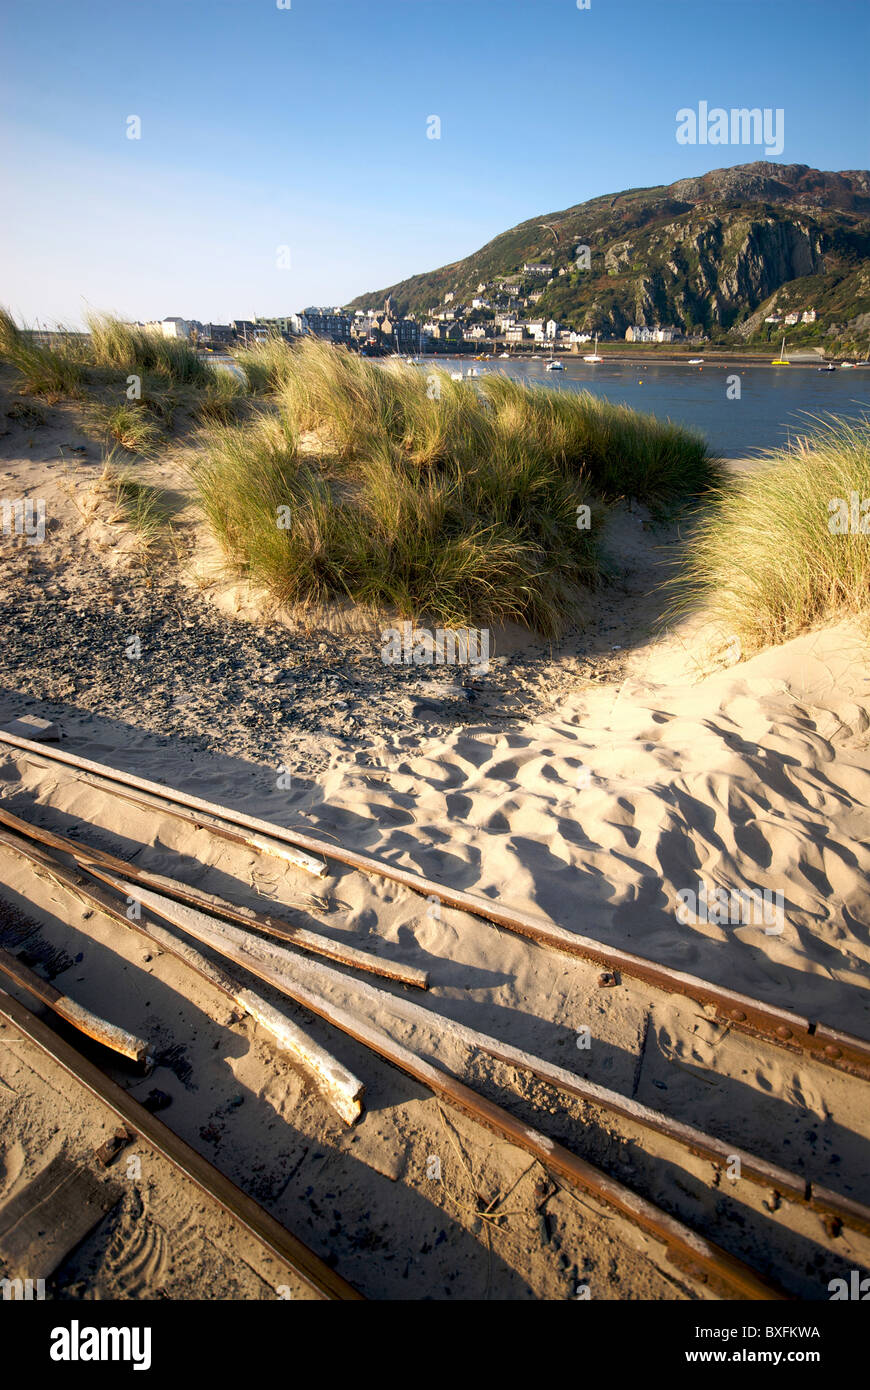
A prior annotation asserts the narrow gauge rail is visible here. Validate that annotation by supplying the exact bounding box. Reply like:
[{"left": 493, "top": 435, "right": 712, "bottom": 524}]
[
  {"left": 2, "top": 729, "right": 867, "bottom": 1081},
  {"left": 0, "top": 987, "right": 363, "bottom": 1301},
  {"left": 1, "top": 731, "right": 868, "bottom": 1299}
]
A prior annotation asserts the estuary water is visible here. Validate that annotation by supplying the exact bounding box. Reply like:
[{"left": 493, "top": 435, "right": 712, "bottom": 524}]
[{"left": 436, "top": 357, "right": 870, "bottom": 458}]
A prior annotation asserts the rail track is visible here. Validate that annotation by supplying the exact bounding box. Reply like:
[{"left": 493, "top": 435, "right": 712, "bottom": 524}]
[
  {"left": 0, "top": 986, "right": 362, "bottom": 1300},
  {"left": 1, "top": 728, "right": 868, "bottom": 1301}
]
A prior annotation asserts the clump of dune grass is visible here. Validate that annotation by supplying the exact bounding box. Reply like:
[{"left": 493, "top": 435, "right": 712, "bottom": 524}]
[
  {"left": 99, "top": 450, "right": 172, "bottom": 557},
  {"left": 139, "top": 384, "right": 178, "bottom": 428},
  {"left": 87, "top": 312, "right": 210, "bottom": 386},
  {"left": 95, "top": 402, "right": 164, "bottom": 454},
  {"left": 232, "top": 334, "right": 297, "bottom": 393},
  {"left": 479, "top": 373, "right": 719, "bottom": 510},
  {"left": 191, "top": 390, "right": 600, "bottom": 634},
  {"left": 191, "top": 340, "right": 714, "bottom": 633},
  {"left": 193, "top": 367, "right": 248, "bottom": 424},
  {"left": 0, "top": 308, "right": 87, "bottom": 398},
  {"left": 275, "top": 339, "right": 420, "bottom": 453},
  {"left": 272, "top": 340, "right": 717, "bottom": 507},
  {"left": 669, "top": 419, "right": 870, "bottom": 653}
]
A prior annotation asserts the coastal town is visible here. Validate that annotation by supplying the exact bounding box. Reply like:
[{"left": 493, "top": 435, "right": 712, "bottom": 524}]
[
  {"left": 141, "top": 281, "right": 823, "bottom": 357},
  {"left": 138, "top": 291, "right": 608, "bottom": 356}
]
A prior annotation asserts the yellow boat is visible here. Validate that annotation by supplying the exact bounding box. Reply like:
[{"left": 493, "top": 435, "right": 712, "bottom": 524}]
[{"left": 771, "top": 334, "right": 790, "bottom": 365}]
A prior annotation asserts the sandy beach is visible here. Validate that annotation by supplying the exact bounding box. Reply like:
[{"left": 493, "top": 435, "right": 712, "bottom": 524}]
[{"left": 2, "top": 370, "right": 869, "bottom": 1302}]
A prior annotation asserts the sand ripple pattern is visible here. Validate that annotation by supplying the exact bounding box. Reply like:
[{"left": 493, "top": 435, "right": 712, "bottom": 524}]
[{"left": 308, "top": 624, "right": 870, "bottom": 1035}]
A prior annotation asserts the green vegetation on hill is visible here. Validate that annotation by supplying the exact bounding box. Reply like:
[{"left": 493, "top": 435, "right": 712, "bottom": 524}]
[{"left": 347, "top": 163, "right": 870, "bottom": 352}]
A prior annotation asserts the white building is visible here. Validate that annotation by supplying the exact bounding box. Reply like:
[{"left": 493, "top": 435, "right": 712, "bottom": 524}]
[
  {"left": 145, "top": 317, "right": 191, "bottom": 339},
  {"left": 625, "top": 325, "right": 677, "bottom": 343}
]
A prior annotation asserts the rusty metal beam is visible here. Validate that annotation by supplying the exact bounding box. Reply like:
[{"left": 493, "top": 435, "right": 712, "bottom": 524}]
[
  {"left": 107, "top": 871, "right": 870, "bottom": 1241},
  {"left": 1, "top": 730, "right": 867, "bottom": 1080},
  {"left": 0, "top": 822, "right": 797, "bottom": 1297},
  {"left": 0, "top": 803, "right": 427, "bottom": 991},
  {"left": 121, "top": 884, "right": 787, "bottom": 1299},
  {"left": 0, "top": 987, "right": 362, "bottom": 1300},
  {"left": 0, "top": 835, "right": 365, "bottom": 1126}
]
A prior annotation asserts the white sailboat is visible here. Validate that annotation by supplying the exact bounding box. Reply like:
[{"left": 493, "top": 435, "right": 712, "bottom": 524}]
[{"left": 583, "top": 334, "right": 603, "bottom": 364}]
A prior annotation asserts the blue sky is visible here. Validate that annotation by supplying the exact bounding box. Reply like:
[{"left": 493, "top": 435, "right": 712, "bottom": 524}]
[{"left": 1, "top": 0, "right": 868, "bottom": 326}]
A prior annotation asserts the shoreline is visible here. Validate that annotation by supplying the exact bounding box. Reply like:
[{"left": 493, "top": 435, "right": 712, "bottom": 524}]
[{"left": 427, "top": 349, "right": 860, "bottom": 369}]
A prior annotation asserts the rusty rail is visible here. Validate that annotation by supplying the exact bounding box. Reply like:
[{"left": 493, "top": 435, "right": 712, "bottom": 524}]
[
  {"left": 0, "top": 987, "right": 362, "bottom": 1300},
  {"left": 0, "top": 804, "right": 427, "bottom": 991},
  {"left": 1, "top": 824, "right": 792, "bottom": 1300},
  {"left": 7, "top": 816, "right": 865, "bottom": 1237},
  {"left": 1, "top": 730, "right": 868, "bottom": 1080},
  {"left": 0, "top": 833, "right": 365, "bottom": 1126}
]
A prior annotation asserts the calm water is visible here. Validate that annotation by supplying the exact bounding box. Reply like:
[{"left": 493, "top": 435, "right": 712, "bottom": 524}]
[{"left": 435, "top": 357, "right": 870, "bottom": 458}]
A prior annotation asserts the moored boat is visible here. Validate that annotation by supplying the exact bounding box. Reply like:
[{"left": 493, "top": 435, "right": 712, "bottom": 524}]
[
  {"left": 771, "top": 335, "right": 790, "bottom": 365},
  {"left": 583, "top": 334, "right": 603, "bottom": 364}
]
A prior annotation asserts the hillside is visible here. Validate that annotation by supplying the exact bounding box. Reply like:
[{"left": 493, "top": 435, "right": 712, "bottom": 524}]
[{"left": 347, "top": 163, "right": 870, "bottom": 346}]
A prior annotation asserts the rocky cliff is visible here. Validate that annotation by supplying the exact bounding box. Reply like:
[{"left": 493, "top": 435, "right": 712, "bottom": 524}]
[{"left": 347, "top": 163, "right": 870, "bottom": 343}]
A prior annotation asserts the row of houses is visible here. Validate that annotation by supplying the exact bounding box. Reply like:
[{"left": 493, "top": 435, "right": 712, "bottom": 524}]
[
  {"left": 144, "top": 289, "right": 599, "bottom": 353},
  {"left": 765, "top": 308, "right": 817, "bottom": 325},
  {"left": 141, "top": 310, "right": 418, "bottom": 350},
  {"left": 144, "top": 317, "right": 263, "bottom": 346},
  {"left": 624, "top": 325, "right": 680, "bottom": 343}
]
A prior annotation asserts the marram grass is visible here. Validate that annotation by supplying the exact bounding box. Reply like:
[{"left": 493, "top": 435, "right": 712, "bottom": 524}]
[
  {"left": 95, "top": 402, "right": 164, "bottom": 454},
  {"left": 86, "top": 312, "right": 211, "bottom": 385},
  {"left": 233, "top": 334, "right": 298, "bottom": 393},
  {"left": 98, "top": 450, "right": 172, "bottom": 558},
  {"left": 669, "top": 419, "right": 870, "bottom": 651},
  {"left": 479, "top": 372, "right": 719, "bottom": 510},
  {"left": 0, "top": 309, "right": 86, "bottom": 398},
  {"left": 0, "top": 308, "right": 215, "bottom": 394},
  {"left": 193, "top": 366, "right": 248, "bottom": 424},
  {"left": 193, "top": 338, "right": 719, "bottom": 633}
]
